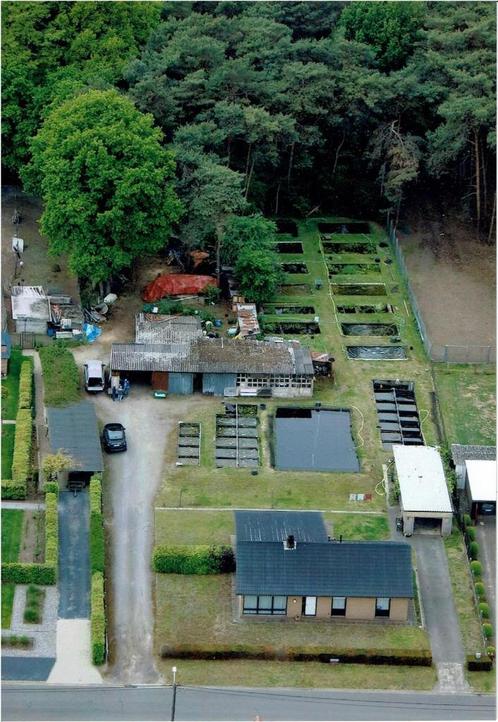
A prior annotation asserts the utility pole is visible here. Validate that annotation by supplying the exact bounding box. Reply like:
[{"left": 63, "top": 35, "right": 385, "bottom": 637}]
[{"left": 170, "top": 666, "right": 177, "bottom": 722}]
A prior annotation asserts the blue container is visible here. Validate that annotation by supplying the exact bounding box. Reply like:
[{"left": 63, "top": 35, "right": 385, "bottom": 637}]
[{"left": 214, "top": 319, "right": 222, "bottom": 328}]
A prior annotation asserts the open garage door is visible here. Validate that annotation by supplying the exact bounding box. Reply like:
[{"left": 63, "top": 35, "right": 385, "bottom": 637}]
[{"left": 413, "top": 517, "right": 442, "bottom": 535}]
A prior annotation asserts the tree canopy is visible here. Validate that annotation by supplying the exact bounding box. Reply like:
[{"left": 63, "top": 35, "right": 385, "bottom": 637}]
[{"left": 23, "top": 89, "right": 182, "bottom": 283}]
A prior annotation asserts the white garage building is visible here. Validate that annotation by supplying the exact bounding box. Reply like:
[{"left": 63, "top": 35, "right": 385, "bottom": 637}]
[
  {"left": 465, "top": 460, "right": 496, "bottom": 519},
  {"left": 393, "top": 445, "right": 453, "bottom": 537}
]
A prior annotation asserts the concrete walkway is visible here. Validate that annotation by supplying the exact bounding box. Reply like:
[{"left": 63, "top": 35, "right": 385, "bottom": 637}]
[
  {"left": 1, "top": 500, "right": 45, "bottom": 510},
  {"left": 48, "top": 620, "right": 102, "bottom": 684},
  {"left": 1, "top": 419, "right": 16, "bottom": 425}
]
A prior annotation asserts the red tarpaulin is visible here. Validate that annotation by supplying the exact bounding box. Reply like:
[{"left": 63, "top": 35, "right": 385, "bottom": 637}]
[{"left": 142, "top": 274, "right": 218, "bottom": 302}]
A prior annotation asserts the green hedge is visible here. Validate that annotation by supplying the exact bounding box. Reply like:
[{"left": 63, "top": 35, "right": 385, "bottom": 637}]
[
  {"left": 470, "top": 561, "right": 483, "bottom": 578},
  {"left": 475, "top": 582, "right": 486, "bottom": 600},
  {"left": 89, "top": 475, "right": 105, "bottom": 574},
  {"left": 463, "top": 514, "right": 472, "bottom": 529},
  {"left": 44, "top": 492, "right": 58, "bottom": 569},
  {"left": 43, "top": 481, "right": 59, "bottom": 496},
  {"left": 160, "top": 644, "right": 432, "bottom": 666},
  {"left": 18, "top": 359, "right": 33, "bottom": 409},
  {"left": 39, "top": 344, "right": 81, "bottom": 407},
  {"left": 479, "top": 602, "right": 490, "bottom": 619},
  {"left": 482, "top": 623, "right": 493, "bottom": 639},
  {"left": 91, "top": 572, "right": 106, "bottom": 665},
  {"left": 465, "top": 526, "right": 477, "bottom": 542},
  {"left": 1, "top": 563, "right": 56, "bottom": 585},
  {"left": 153, "top": 545, "right": 235, "bottom": 574},
  {"left": 469, "top": 541, "right": 479, "bottom": 560},
  {"left": 467, "top": 654, "right": 493, "bottom": 671},
  {"left": 11, "top": 408, "right": 32, "bottom": 486},
  {"left": 1, "top": 480, "right": 27, "bottom": 500}
]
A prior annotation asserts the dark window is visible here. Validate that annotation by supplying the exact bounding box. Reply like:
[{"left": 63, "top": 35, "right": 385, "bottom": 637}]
[
  {"left": 375, "top": 597, "right": 390, "bottom": 617},
  {"left": 243, "top": 595, "right": 287, "bottom": 615},
  {"left": 331, "top": 596, "right": 347, "bottom": 616}
]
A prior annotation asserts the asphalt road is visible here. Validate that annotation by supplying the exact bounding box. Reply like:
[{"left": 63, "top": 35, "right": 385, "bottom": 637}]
[
  {"left": 58, "top": 491, "right": 90, "bottom": 618},
  {"left": 2, "top": 685, "right": 495, "bottom": 721}
]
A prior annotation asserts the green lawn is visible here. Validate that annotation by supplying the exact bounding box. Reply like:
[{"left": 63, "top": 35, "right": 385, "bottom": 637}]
[
  {"left": 1, "top": 509, "right": 24, "bottom": 629},
  {"left": 1, "top": 348, "right": 24, "bottom": 419},
  {"left": 324, "top": 513, "right": 390, "bottom": 540},
  {"left": 155, "top": 574, "right": 431, "bottom": 656},
  {"left": 156, "top": 658, "right": 437, "bottom": 690},
  {"left": 433, "top": 366, "right": 495, "bottom": 445},
  {"left": 1, "top": 424, "right": 15, "bottom": 479}
]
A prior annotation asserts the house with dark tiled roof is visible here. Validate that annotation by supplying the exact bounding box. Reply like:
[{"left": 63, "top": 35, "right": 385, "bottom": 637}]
[{"left": 234, "top": 511, "right": 414, "bottom": 622}]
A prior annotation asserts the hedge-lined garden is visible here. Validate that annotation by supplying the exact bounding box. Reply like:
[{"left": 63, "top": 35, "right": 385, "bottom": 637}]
[
  {"left": 1, "top": 490, "right": 58, "bottom": 585},
  {"left": 89, "top": 474, "right": 106, "bottom": 665},
  {"left": 153, "top": 545, "right": 235, "bottom": 575},
  {"left": 463, "top": 515, "right": 495, "bottom": 664},
  {"left": 39, "top": 344, "right": 81, "bottom": 407},
  {"left": 2, "top": 357, "right": 34, "bottom": 500}
]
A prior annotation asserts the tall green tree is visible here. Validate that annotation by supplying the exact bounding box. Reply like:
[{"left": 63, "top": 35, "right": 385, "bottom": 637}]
[
  {"left": 22, "top": 89, "right": 182, "bottom": 283},
  {"left": 234, "top": 247, "right": 282, "bottom": 305},
  {"left": 221, "top": 215, "right": 277, "bottom": 265}
]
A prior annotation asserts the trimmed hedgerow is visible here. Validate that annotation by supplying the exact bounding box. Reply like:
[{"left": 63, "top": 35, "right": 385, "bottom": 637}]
[
  {"left": 160, "top": 644, "right": 432, "bottom": 666},
  {"left": 1, "top": 480, "right": 27, "bottom": 500},
  {"left": 91, "top": 572, "right": 106, "bottom": 665},
  {"left": 467, "top": 654, "right": 493, "bottom": 671},
  {"left": 469, "top": 541, "right": 480, "bottom": 560},
  {"left": 153, "top": 545, "right": 235, "bottom": 575},
  {"left": 465, "top": 526, "right": 477, "bottom": 542},
  {"left": 1, "top": 563, "right": 56, "bottom": 585},
  {"left": 89, "top": 475, "right": 104, "bottom": 574},
  {"left": 470, "top": 560, "right": 483, "bottom": 578},
  {"left": 43, "top": 481, "right": 59, "bottom": 496},
  {"left": 39, "top": 344, "right": 81, "bottom": 407},
  {"left": 11, "top": 408, "right": 32, "bottom": 486},
  {"left": 18, "top": 359, "right": 33, "bottom": 409},
  {"left": 44, "top": 492, "right": 58, "bottom": 569}
]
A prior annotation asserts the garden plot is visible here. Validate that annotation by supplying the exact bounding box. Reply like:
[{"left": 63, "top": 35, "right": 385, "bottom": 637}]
[
  {"left": 336, "top": 303, "right": 394, "bottom": 314},
  {"left": 281, "top": 262, "right": 309, "bottom": 274},
  {"left": 262, "top": 304, "right": 315, "bottom": 315},
  {"left": 341, "top": 323, "right": 399, "bottom": 337},
  {"left": 280, "top": 284, "right": 312, "bottom": 296},
  {"left": 327, "top": 262, "right": 381, "bottom": 276},
  {"left": 262, "top": 320, "right": 320, "bottom": 335},
  {"left": 318, "top": 222, "right": 370, "bottom": 234},
  {"left": 177, "top": 422, "right": 201, "bottom": 466},
  {"left": 347, "top": 346, "right": 407, "bottom": 360},
  {"left": 276, "top": 219, "right": 298, "bottom": 236},
  {"left": 215, "top": 407, "right": 259, "bottom": 468},
  {"left": 372, "top": 380, "right": 424, "bottom": 450},
  {"left": 332, "top": 283, "right": 387, "bottom": 296},
  {"left": 276, "top": 242, "right": 303, "bottom": 254},
  {"left": 323, "top": 241, "right": 377, "bottom": 254}
]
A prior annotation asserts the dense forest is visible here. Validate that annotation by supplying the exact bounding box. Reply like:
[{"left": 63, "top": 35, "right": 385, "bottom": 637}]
[{"left": 2, "top": 1, "right": 496, "bottom": 288}]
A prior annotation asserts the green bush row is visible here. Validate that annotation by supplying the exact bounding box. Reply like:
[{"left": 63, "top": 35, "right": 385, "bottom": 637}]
[
  {"left": 467, "top": 654, "right": 493, "bottom": 672},
  {"left": 11, "top": 408, "right": 32, "bottom": 486},
  {"left": 465, "top": 526, "right": 477, "bottom": 542},
  {"left": 89, "top": 475, "right": 102, "bottom": 514},
  {"left": 468, "top": 541, "right": 480, "bottom": 560},
  {"left": 39, "top": 344, "right": 81, "bottom": 407},
  {"left": 43, "top": 481, "right": 59, "bottom": 496},
  {"left": 44, "top": 492, "right": 58, "bottom": 569},
  {"left": 18, "top": 359, "right": 33, "bottom": 409},
  {"left": 160, "top": 644, "right": 432, "bottom": 666},
  {"left": 91, "top": 572, "right": 106, "bottom": 665},
  {"left": 89, "top": 475, "right": 105, "bottom": 574},
  {"left": 1, "top": 563, "right": 56, "bottom": 585},
  {"left": 470, "top": 561, "right": 482, "bottom": 578},
  {"left": 1, "top": 480, "right": 27, "bottom": 500},
  {"left": 152, "top": 545, "right": 235, "bottom": 574}
]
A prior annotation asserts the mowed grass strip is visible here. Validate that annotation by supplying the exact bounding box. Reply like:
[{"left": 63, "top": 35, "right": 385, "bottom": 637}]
[
  {"left": 156, "top": 657, "right": 437, "bottom": 690},
  {"left": 1, "top": 509, "right": 24, "bottom": 629},
  {"left": 433, "top": 365, "right": 496, "bottom": 445},
  {"left": 155, "top": 575, "right": 430, "bottom": 654},
  {"left": 324, "top": 513, "right": 390, "bottom": 541},
  {"left": 1, "top": 425, "right": 16, "bottom": 479}
]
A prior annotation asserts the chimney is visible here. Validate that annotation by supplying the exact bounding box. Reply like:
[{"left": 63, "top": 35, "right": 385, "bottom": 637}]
[{"left": 284, "top": 534, "right": 296, "bottom": 550}]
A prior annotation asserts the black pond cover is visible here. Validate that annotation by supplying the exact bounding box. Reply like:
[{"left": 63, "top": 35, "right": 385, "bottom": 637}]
[
  {"left": 277, "top": 242, "right": 303, "bottom": 254},
  {"left": 274, "top": 408, "right": 360, "bottom": 472},
  {"left": 372, "top": 380, "right": 424, "bottom": 449},
  {"left": 347, "top": 346, "right": 407, "bottom": 360}
]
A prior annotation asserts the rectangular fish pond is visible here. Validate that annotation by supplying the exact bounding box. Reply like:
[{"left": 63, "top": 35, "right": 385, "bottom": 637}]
[
  {"left": 277, "top": 242, "right": 303, "bottom": 254},
  {"left": 332, "top": 283, "right": 387, "bottom": 296},
  {"left": 280, "top": 284, "right": 312, "bottom": 296},
  {"left": 281, "top": 262, "right": 309, "bottom": 274},
  {"left": 373, "top": 380, "right": 424, "bottom": 450},
  {"left": 341, "top": 323, "right": 399, "bottom": 337},
  {"left": 347, "top": 346, "right": 407, "bottom": 360},
  {"left": 273, "top": 407, "right": 359, "bottom": 472},
  {"left": 336, "top": 303, "right": 393, "bottom": 314},
  {"left": 262, "top": 320, "right": 320, "bottom": 335},
  {"left": 327, "top": 262, "right": 380, "bottom": 276},
  {"left": 276, "top": 219, "right": 298, "bottom": 236},
  {"left": 318, "top": 222, "right": 370, "bottom": 234},
  {"left": 323, "top": 241, "right": 377, "bottom": 254},
  {"left": 263, "top": 304, "right": 315, "bottom": 315}
]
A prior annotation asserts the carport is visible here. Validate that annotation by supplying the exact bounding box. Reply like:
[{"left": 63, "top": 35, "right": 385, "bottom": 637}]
[
  {"left": 465, "top": 460, "right": 496, "bottom": 519},
  {"left": 393, "top": 445, "right": 453, "bottom": 537}
]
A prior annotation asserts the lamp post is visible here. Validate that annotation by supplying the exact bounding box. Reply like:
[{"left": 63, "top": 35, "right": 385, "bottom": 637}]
[{"left": 170, "top": 666, "right": 177, "bottom": 721}]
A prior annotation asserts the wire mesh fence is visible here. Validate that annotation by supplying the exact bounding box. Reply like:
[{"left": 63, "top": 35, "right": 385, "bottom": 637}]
[{"left": 387, "top": 221, "right": 495, "bottom": 364}]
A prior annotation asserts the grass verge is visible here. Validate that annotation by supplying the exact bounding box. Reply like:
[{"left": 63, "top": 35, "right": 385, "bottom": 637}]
[
  {"left": 1, "top": 425, "right": 15, "bottom": 479},
  {"left": 1, "top": 348, "right": 24, "bottom": 419},
  {"left": 1, "top": 509, "right": 24, "bottom": 562}
]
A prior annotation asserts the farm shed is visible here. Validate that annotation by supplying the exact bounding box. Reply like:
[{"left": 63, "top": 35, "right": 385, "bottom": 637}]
[
  {"left": 11, "top": 286, "right": 50, "bottom": 334},
  {"left": 451, "top": 444, "right": 496, "bottom": 490},
  {"left": 46, "top": 401, "right": 103, "bottom": 488},
  {"left": 393, "top": 445, "right": 453, "bottom": 536},
  {"left": 464, "top": 460, "right": 496, "bottom": 518},
  {"left": 235, "top": 511, "right": 413, "bottom": 622},
  {"left": 235, "top": 303, "right": 260, "bottom": 338}
]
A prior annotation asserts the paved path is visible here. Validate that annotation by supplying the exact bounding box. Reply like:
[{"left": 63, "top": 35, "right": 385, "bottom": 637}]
[
  {"left": 1, "top": 500, "right": 45, "bottom": 510},
  {"left": 48, "top": 620, "right": 102, "bottom": 685},
  {"left": 2, "top": 686, "right": 495, "bottom": 721},
  {"left": 58, "top": 491, "right": 90, "bottom": 619},
  {"left": 156, "top": 506, "right": 385, "bottom": 514},
  {"left": 2, "top": 419, "right": 16, "bottom": 424}
]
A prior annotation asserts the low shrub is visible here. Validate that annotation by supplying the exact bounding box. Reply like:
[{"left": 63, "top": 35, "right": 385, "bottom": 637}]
[
  {"left": 469, "top": 541, "right": 480, "bottom": 560},
  {"left": 23, "top": 585, "right": 45, "bottom": 624},
  {"left": 11, "top": 408, "right": 32, "bottom": 485},
  {"left": 475, "top": 582, "right": 486, "bottom": 599},
  {"left": 482, "top": 623, "right": 493, "bottom": 639},
  {"left": 486, "top": 646, "right": 495, "bottom": 659},
  {"left": 153, "top": 545, "right": 235, "bottom": 574},
  {"left": 91, "top": 572, "right": 106, "bottom": 665},
  {"left": 1, "top": 635, "right": 32, "bottom": 648},
  {"left": 43, "top": 481, "right": 59, "bottom": 496},
  {"left": 467, "top": 654, "right": 493, "bottom": 672},
  {"left": 39, "top": 344, "right": 81, "bottom": 407},
  {"left": 1, "top": 563, "right": 56, "bottom": 585},
  {"left": 18, "top": 359, "right": 33, "bottom": 409},
  {"left": 463, "top": 514, "right": 472, "bottom": 529},
  {"left": 465, "top": 526, "right": 477, "bottom": 542},
  {"left": 470, "top": 561, "right": 482, "bottom": 578},
  {"left": 160, "top": 644, "right": 432, "bottom": 666},
  {"left": 44, "top": 492, "right": 58, "bottom": 569},
  {"left": 479, "top": 603, "right": 490, "bottom": 620},
  {"left": 1, "top": 480, "right": 27, "bottom": 500}
]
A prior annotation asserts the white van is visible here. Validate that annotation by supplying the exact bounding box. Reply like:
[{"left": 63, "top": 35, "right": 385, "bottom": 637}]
[{"left": 84, "top": 360, "right": 106, "bottom": 392}]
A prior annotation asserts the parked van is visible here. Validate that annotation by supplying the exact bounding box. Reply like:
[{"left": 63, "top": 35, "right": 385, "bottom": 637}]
[{"left": 84, "top": 360, "right": 106, "bottom": 392}]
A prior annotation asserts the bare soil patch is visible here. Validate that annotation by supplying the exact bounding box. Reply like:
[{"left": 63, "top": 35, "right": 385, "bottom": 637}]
[
  {"left": 19, "top": 510, "right": 45, "bottom": 563},
  {"left": 398, "top": 208, "right": 495, "bottom": 348}
]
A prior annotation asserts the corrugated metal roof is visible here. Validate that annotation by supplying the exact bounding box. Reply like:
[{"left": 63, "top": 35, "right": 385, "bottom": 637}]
[
  {"left": 236, "top": 304, "right": 260, "bottom": 337},
  {"left": 11, "top": 286, "right": 50, "bottom": 321},
  {"left": 235, "top": 540, "right": 413, "bottom": 598},
  {"left": 135, "top": 314, "right": 202, "bottom": 344},
  {"left": 451, "top": 444, "right": 496, "bottom": 467},
  {"left": 393, "top": 445, "right": 452, "bottom": 513},
  {"left": 111, "top": 338, "right": 314, "bottom": 375},
  {"left": 235, "top": 510, "right": 328, "bottom": 543},
  {"left": 47, "top": 401, "right": 103, "bottom": 473},
  {"left": 465, "top": 460, "right": 496, "bottom": 503}
]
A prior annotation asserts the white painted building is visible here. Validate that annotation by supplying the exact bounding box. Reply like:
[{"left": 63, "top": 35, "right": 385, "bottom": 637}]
[
  {"left": 393, "top": 445, "right": 453, "bottom": 536},
  {"left": 465, "top": 459, "right": 496, "bottom": 517}
]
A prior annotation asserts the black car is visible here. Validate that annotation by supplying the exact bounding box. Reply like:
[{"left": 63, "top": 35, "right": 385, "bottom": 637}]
[{"left": 102, "top": 423, "right": 127, "bottom": 453}]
